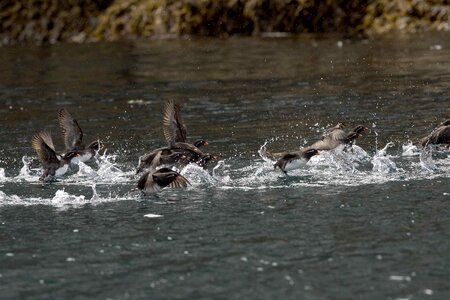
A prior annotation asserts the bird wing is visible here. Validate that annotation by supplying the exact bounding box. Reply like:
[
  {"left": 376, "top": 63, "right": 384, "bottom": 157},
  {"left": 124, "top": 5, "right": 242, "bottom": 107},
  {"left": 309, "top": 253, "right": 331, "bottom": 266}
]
[
  {"left": 168, "top": 174, "right": 191, "bottom": 188},
  {"left": 162, "top": 100, "right": 187, "bottom": 147},
  {"left": 427, "top": 125, "right": 450, "bottom": 145},
  {"left": 137, "top": 171, "right": 151, "bottom": 190},
  {"left": 174, "top": 103, "right": 187, "bottom": 142},
  {"left": 58, "top": 108, "right": 83, "bottom": 151},
  {"left": 152, "top": 168, "right": 190, "bottom": 189},
  {"left": 31, "top": 130, "right": 59, "bottom": 163}
]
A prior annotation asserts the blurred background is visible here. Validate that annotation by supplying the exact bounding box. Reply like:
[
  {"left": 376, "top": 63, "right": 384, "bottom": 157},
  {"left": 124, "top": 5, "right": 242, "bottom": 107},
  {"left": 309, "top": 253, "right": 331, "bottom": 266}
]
[{"left": 1, "top": 0, "right": 449, "bottom": 45}]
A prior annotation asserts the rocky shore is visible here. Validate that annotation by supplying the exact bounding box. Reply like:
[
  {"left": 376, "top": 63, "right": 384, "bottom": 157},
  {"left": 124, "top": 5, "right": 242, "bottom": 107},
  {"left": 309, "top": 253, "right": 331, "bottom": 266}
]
[{"left": 1, "top": 0, "right": 448, "bottom": 45}]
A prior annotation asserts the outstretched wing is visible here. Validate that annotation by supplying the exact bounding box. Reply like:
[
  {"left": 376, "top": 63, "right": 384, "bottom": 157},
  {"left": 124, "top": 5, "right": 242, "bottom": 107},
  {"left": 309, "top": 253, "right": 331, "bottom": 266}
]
[
  {"left": 427, "top": 126, "right": 450, "bottom": 145},
  {"left": 152, "top": 168, "right": 190, "bottom": 189},
  {"left": 58, "top": 108, "right": 83, "bottom": 151},
  {"left": 162, "top": 100, "right": 187, "bottom": 147},
  {"left": 173, "top": 103, "right": 187, "bottom": 142},
  {"left": 31, "top": 130, "right": 58, "bottom": 163},
  {"left": 168, "top": 174, "right": 190, "bottom": 188}
]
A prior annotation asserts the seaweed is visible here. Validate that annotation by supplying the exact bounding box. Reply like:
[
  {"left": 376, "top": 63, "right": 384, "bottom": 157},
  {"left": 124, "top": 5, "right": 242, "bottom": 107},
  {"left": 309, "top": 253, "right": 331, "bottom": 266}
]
[{"left": 0, "top": 0, "right": 448, "bottom": 45}]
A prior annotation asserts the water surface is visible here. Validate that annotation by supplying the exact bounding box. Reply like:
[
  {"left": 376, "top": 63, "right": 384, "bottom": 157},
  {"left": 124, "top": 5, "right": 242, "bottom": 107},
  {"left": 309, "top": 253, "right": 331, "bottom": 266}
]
[{"left": 0, "top": 33, "right": 450, "bottom": 299}]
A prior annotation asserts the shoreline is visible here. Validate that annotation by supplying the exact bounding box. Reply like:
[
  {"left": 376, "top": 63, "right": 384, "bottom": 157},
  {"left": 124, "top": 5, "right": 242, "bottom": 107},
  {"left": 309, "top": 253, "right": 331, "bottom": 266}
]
[{"left": 1, "top": 0, "right": 449, "bottom": 46}]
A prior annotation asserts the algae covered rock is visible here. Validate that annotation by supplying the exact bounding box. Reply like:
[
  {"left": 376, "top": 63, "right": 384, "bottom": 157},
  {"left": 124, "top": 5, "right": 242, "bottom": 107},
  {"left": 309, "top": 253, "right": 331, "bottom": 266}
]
[
  {"left": 0, "top": 0, "right": 111, "bottom": 45},
  {"left": 0, "top": 0, "right": 448, "bottom": 45},
  {"left": 364, "top": 0, "right": 449, "bottom": 34}
]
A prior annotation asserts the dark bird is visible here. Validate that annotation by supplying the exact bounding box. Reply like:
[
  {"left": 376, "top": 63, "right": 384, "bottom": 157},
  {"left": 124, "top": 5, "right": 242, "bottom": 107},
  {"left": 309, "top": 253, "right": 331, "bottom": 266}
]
[
  {"left": 196, "top": 154, "right": 221, "bottom": 169},
  {"left": 162, "top": 100, "right": 219, "bottom": 166},
  {"left": 136, "top": 149, "right": 187, "bottom": 174},
  {"left": 345, "top": 125, "right": 369, "bottom": 149},
  {"left": 420, "top": 120, "right": 450, "bottom": 147},
  {"left": 31, "top": 130, "right": 79, "bottom": 181},
  {"left": 58, "top": 108, "right": 104, "bottom": 163},
  {"left": 162, "top": 100, "right": 205, "bottom": 159},
  {"left": 274, "top": 149, "right": 320, "bottom": 174},
  {"left": 137, "top": 167, "right": 190, "bottom": 195}
]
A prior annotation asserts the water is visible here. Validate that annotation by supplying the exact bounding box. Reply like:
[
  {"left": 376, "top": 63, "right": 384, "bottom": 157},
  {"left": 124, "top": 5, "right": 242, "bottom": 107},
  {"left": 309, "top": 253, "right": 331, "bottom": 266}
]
[{"left": 1, "top": 33, "right": 450, "bottom": 299}]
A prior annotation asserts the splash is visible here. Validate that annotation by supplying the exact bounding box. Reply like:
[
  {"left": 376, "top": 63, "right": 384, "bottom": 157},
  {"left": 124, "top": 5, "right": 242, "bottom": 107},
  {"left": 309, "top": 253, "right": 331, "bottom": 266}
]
[
  {"left": 372, "top": 142, "right": 398, "bottom": 173},
  {"left": 51, "top": 189, "right": 87, "bottom": 208},
  {"left": 67, "top": 151, "right": 131, "bottom": 184},
  {"left": 419, "top": 147, "right": 437, "bottom": 172},
  {"left": 0, "top": 168, "right": 5, "bottom": 182},
  {"left": 180, "top": 163, "right": 217, "bottom": 186},
  {"left": 1, "top": 139, "right": 450, "bottom": 208},
  {"left": 15, "top": 156, "right": 39, "bottom": 181},
  {"left": 0, "top": 191, "right": 21, "bottom": 204},
  {"left": 402, "top": 142, "right": 421, "bottom": 157}
]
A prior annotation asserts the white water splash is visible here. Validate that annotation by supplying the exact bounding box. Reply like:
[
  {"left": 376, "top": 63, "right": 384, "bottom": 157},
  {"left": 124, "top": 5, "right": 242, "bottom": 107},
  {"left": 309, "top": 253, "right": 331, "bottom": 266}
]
[
  {"left": 51, "top": 189, "right": 87, "bottom": 208},
  {"left": 15, "top": 156, "right": 38, "bottom": 181},
  {"left": 66, "top": 152, "right": 131, "bottom": 184},
  {"left": 0, "top": 168, "right": 5, "bottom": 182},
  {"left": 0, "top": 191, "right": 21, "bottom": 204},
  {"left": 144, "top": 213, "right": 163, "bottom": 218},
  {"left": 258, "top": 141, "right": 273, "bottom": 164},
  {"left": 419, "top": 148, "right": 436, "bottom": 172},
  {"left": 372, "top": 142, "right": 398, "bottom": 173},
  {"left": 180, "top": 163, "right": 216, "bottom": 186},
  {"left": 1, "top": 138, "right": 450, "bottom": 207},
  {"left": 402, "top": 142, "right": 421, "bottom": 157}
]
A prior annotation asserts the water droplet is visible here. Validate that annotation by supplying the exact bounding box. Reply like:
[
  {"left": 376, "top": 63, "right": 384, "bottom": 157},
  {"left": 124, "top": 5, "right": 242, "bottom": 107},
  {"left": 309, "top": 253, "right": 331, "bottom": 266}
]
[{"left": 424, "top": 289, "right": 433, "bottom": 295}]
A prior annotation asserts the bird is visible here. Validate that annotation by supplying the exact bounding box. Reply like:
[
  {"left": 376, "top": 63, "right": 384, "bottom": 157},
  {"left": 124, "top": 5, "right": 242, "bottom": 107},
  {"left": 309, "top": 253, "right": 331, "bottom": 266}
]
[
  {"left": 136, "top": 149, "right": 188, "bottom": 174},
  {"left": 305, "top": 124, "right": 368, "bottom": 151},
  {"left": 196, "top": 154, "right": 221, "bottom": 169},
  {"left": 137, "top": 167, "right": 190, "bottom": 195},
  {"left": 322, "top": 122, "right": 345, "bottom": 139},
  {"left": 31, "top": 130, "right": 79, "bottom": 181},
  {"left": 58, "top": 108, "right": 104, "bottom": 163},
  {"left": 161, "top": 100, "right": 219, "bottom": 166},
  {"left": 259, "top": 123, "right": 347, "bottom": 160},
  {"left": 420, "top": 120, "right": 450, "bottom": 148},
  {"left": 344, "top": 125, "right": 369, "bottom": 149},
  {"left": 162, "top": 100, "right": 205, "bottom": 160},
  {"left": 274, "top": 149, "right": 320, "bottom": 174}
]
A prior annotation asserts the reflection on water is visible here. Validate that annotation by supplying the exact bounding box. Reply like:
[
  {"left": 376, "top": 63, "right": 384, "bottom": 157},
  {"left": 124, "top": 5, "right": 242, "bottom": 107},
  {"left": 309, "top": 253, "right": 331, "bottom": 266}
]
[{"left": 0, "top": 33, "right": 449, "bottom": 299}]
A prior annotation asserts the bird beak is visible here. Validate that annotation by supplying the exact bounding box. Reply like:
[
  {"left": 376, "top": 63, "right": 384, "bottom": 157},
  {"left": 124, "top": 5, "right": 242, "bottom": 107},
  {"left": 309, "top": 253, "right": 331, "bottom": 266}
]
[{"left": 204, "top": 141, "right": 209, "bottom": 147}]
